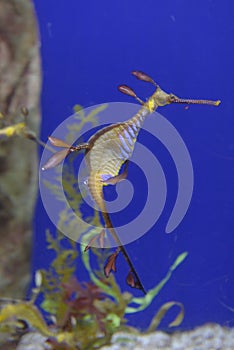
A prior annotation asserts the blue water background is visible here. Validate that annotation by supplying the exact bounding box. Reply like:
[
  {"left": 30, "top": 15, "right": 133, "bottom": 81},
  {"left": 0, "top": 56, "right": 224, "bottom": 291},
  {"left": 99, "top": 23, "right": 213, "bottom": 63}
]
[{"left": 33, "top": 0, "right": 234, "bottom": 330}]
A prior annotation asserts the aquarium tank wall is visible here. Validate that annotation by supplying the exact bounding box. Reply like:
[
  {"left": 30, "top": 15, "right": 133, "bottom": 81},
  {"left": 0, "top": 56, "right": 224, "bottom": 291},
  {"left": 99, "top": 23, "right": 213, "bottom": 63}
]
[{"left": 0, "top": 0, "right": 233, "bottom": 349}]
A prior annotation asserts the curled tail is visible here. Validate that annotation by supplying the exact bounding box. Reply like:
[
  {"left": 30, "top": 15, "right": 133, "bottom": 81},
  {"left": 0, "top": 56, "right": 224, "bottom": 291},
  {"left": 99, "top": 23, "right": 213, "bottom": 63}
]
[{"left": 88, "top": 172, "right": 146, "bottom": 294}]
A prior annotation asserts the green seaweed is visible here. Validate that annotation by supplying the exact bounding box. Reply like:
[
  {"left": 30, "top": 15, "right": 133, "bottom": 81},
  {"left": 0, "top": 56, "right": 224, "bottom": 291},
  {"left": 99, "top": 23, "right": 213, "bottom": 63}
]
[
  {"left": 37, "top": 231, "right": 187, "bottom": 348},
  {"left": 0, "top": 241, "right": 187, "bottom": 348},
  {"left": 39, "top": 230, "right": 78, "bottom": 319},
  {"left": 0, "top": 215, "right": 187, "bottom": 349}
]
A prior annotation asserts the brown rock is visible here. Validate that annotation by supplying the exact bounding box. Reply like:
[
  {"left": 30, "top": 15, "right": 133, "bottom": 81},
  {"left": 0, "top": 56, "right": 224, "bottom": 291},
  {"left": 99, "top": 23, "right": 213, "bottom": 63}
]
[{"left": 0, "top": 0, "right": 41, "bottom": 298}]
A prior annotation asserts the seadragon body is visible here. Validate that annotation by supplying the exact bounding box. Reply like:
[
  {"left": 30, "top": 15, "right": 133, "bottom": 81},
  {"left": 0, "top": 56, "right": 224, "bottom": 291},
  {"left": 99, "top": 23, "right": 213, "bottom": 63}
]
[{"left": 42, "top": 71, "right": 220, "bottom": 294}]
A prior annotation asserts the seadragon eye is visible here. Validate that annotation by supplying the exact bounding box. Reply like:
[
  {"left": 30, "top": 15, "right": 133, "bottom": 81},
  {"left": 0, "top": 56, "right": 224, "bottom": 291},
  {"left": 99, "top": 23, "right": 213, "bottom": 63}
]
[{"left": 169, "top": 94, "right": 177, "bottom": 102}]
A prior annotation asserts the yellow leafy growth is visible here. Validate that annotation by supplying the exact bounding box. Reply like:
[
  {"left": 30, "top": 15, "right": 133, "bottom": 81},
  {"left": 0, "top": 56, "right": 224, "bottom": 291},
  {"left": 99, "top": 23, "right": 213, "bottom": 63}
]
[{"left": 0, "top": 122, "right": 26, "bottom": 137}]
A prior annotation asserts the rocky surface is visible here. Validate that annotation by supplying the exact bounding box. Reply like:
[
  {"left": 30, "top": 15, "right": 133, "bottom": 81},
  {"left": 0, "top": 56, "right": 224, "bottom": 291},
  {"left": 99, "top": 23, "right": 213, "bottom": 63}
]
[
  {"left": 15, "top": 323, "right": 234, "bottom": 350},
  {"left": 101, "top": 324, "right": 234, "bottom": 350},
  {"left": 0, "top": 0, "right": 41, "bottom": 298}
]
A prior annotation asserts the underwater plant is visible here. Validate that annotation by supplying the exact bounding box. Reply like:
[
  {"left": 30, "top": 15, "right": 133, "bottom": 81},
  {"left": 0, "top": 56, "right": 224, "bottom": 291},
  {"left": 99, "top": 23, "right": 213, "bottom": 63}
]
[
  {"left": 0, "top": 230, "right": 187, "bottom": 349},
  {"left": 0, "top": 227, "right": 187, "bottom": 349}
]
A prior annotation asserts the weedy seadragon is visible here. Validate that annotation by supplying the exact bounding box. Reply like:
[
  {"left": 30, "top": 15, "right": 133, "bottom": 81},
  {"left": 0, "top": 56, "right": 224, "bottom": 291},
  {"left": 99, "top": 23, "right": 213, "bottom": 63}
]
[{"left": 42, "top": 71, "right": 220, "bottom": 294}]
